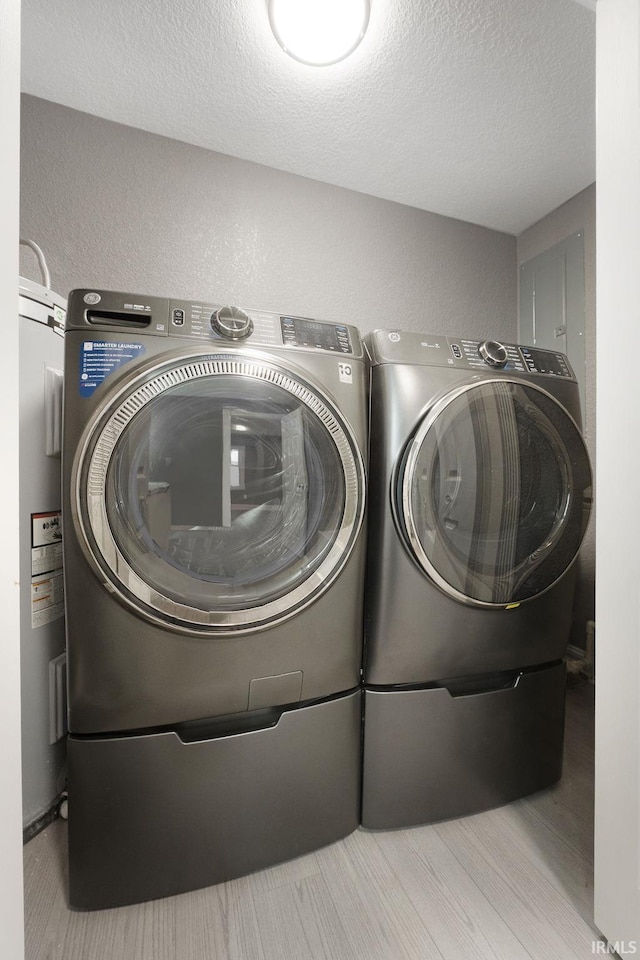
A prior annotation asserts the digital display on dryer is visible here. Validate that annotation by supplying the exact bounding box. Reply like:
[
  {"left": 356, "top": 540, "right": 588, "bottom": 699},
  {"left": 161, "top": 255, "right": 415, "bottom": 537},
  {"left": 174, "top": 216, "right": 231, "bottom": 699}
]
[
  {"left": 280, "top": 316, "right": 352, "bottom": 353},
  {"left": 520, "top": 347, "right": 572, "bottom": 377}
]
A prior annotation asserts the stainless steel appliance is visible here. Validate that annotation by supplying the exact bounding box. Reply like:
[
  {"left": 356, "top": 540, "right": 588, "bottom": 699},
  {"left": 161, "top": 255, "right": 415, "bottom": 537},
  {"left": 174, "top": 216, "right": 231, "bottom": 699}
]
[
  {"left": 362, "top": 330, "right": 592, "bottom": 829},
  {"left": 63, "top": 290, "right": 367, "bottom": 908}
]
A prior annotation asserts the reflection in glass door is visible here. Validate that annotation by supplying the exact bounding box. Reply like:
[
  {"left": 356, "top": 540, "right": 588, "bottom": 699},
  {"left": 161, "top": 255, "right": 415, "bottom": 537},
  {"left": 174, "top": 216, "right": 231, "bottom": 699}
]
[
  {"left": 399, "top": 380, "right": 592, "bottom": 607},
  {"left": 76, "top": 356, "right": 365, "bottom": 631}
]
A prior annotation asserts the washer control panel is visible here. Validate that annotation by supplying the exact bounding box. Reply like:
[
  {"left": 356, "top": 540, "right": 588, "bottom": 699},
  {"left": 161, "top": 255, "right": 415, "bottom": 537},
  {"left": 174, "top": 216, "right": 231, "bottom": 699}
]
[
  {"left": 65, "top": 290, "right": 362, "bottom": 357},
  {"left": 168, "top": 301, "right": 358, "bottom": 355},
  {"left": 280, "top": 315, "right": 352, "bottom": 354},
  {"left": 368, "top": 329, "right": 575, "bottom": 379},
  {"left": 211, "top": 305, "right": 254, "bottom": 340}
]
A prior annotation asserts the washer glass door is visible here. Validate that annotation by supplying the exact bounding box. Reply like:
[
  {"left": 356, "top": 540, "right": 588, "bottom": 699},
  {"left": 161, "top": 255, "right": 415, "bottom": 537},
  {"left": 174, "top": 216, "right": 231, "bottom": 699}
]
[
  {"left": 75, "top": 354, "right": 365, "bottom": 632},
  {"left": 398, "top": 379, "right": 592, "bottom": 607}
]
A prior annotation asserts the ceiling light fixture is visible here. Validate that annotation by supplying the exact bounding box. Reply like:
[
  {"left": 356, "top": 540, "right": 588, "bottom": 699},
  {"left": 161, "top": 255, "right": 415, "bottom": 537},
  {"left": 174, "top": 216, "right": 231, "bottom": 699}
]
[{"left": 268, "top": 0, "right": 371, "bottom": 67}]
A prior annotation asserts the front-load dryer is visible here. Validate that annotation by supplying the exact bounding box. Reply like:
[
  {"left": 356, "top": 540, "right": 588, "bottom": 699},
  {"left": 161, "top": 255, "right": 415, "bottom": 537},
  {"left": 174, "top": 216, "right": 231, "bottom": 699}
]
[
  {"left": 62, "top": 290, "right": 367, "bottom": 908},
  {"left": 362, "top": 329, "right": 592, "bottom": 829}
]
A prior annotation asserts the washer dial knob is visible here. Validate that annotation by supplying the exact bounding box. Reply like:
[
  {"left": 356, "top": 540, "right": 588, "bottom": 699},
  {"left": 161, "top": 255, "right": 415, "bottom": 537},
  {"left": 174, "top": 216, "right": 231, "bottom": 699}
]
[
  {"left": 211, "top": 305, "right": 254, "bottom": 340},
  {"left": 478, "top": 339, "right": 508, "bottom": 368}
]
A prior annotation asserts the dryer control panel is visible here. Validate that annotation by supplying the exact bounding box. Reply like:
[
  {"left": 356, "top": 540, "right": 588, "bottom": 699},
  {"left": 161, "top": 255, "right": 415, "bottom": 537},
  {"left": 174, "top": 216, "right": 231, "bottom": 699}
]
[
  {"left": 367, "top": 329, "right": 575, "bottom": 380},
  {"left": 65, "top": 290, "right": 362, "bottom": 357}
]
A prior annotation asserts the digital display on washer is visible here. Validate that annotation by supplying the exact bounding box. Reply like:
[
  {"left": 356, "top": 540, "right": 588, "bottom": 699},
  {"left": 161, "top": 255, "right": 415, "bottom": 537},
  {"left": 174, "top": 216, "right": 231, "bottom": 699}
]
[
  {"left": 280, "top": 316, "right": 352, "bottom": 353},
  {"left": 520, "top": 347, "right": 571, "bottom": 377}
]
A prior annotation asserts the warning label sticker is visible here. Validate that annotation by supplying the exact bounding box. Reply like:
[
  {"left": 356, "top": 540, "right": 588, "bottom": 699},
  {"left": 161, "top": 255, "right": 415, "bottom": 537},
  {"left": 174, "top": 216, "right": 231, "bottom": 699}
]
[
  {"left": 79, "top": 340, "right": 146, "bottom": 397},
  {"left": 31, "top": 572, "right": 64, "bottom": 629},
  {"left": 31, "top": 512, "right": 64, "bottom": 629}
]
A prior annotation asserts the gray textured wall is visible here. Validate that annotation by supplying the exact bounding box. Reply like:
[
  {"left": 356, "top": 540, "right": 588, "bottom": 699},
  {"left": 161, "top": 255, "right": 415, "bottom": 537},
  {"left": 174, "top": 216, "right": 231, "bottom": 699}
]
[
  {"left": 20, "top": 95, "right": 516, "bottom": 339},
  {"left": 517, "top": 184, "right": 596, "bottom": 646}
]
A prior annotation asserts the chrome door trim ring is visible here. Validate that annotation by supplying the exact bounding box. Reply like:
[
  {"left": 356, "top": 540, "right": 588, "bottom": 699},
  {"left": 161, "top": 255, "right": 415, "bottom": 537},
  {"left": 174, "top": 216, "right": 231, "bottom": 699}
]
[
  {"left": 72, "top": 350, "right": 365, "bottom": 634},
  {"left": 399, "top": 377, "right": 589, "bottom": 609}
]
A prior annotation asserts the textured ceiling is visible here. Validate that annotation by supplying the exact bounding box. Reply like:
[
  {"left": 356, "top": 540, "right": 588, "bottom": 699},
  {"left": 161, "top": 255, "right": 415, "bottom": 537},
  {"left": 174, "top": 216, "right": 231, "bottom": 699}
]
[{"left": 20, "top": 0, "right": 595, "bottom": 235}]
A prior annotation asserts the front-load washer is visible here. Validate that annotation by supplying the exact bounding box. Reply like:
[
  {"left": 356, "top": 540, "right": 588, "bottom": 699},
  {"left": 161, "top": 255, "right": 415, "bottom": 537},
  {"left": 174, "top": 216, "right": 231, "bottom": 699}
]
[
  {"left": 362, "top": 329, "right": 592, "bottom": 829},
  {"left": 62, "top": 290, "right": 367, "bottom": 908}
]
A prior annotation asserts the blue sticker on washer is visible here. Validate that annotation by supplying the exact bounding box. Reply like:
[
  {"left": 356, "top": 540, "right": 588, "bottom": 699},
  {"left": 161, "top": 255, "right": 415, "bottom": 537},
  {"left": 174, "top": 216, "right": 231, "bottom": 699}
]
[{"left": 79, "top": 341, "right": 146, "bottom": 397}]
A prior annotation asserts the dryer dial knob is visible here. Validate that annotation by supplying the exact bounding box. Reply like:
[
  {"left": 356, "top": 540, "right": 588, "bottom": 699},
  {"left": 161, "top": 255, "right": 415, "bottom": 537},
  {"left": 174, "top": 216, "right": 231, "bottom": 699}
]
[
  {"left": 478, "top": 339, "right": 508, "bottom": 368},
  {"left": 211, "top": 306, "right": 254, "bottom": 340}
]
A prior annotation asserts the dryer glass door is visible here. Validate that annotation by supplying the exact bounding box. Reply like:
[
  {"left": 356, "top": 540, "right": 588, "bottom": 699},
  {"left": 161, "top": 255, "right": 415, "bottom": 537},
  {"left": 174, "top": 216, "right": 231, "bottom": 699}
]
[
  {"left": 75, "top": 355, "right": 365, "bottom": 632},
  {"left": 399, "top": 379, "right": 592, "bottom": 607}
]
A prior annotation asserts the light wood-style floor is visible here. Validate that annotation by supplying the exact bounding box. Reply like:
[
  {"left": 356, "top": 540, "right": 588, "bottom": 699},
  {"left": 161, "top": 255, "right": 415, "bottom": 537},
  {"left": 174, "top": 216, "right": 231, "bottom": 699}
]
[{"left": 24, "top": 679, "right": 599, "bottom": 960}]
